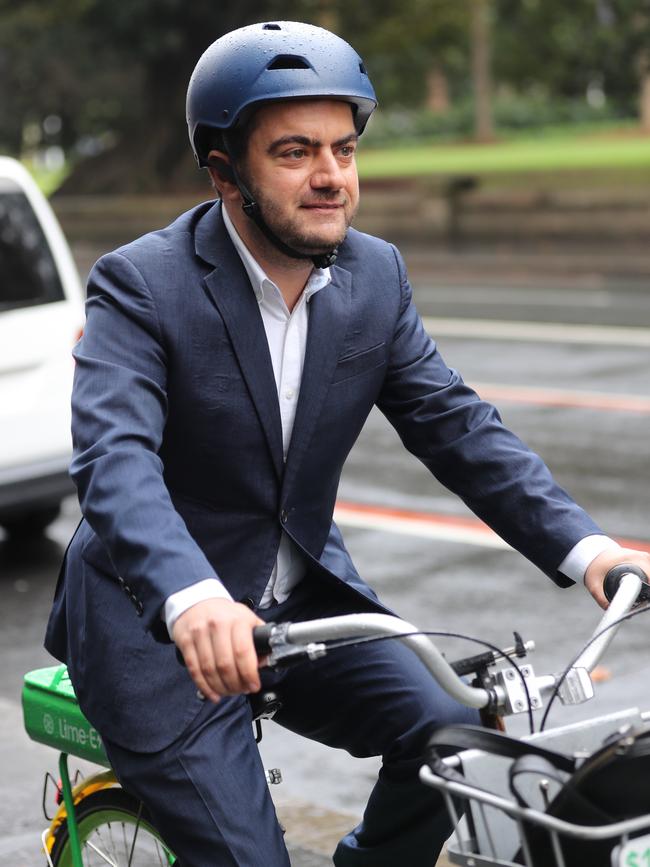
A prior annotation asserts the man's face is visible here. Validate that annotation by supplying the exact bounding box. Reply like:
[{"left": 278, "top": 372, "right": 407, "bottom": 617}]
[{"left": 238, "top": 99, "right": 360, "bottom": 257}]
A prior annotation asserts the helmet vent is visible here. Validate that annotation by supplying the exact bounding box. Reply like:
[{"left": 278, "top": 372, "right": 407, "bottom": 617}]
[
  {"left": 359, "top": 62, "right": 367, "bottom": 74},
  {"left": 267, "top": 55, "right": 312, "bottom": 71},
  {"left": 263, "top": 23, "right": 282, "bottom": 30}
]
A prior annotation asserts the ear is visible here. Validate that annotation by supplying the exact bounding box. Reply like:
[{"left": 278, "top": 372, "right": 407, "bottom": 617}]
[{"left": 207, "top": 149, "right": 236, "bottom": 186}]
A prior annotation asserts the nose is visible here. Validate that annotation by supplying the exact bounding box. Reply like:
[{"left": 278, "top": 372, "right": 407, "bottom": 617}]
[{"left": 310, "top": 149, "right": 346, "bottom": 190}]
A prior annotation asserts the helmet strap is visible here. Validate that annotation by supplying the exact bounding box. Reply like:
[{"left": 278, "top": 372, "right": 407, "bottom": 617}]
[
  {"left": 226, "top": 158, "right": 338, "bottom": 269},
  {"left": 241, "top": 198, "right": 338, "bottom": 269}
]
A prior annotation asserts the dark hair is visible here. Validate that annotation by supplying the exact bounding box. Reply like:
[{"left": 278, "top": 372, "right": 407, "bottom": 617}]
[
  {"left": 205, "top": 115, "right": 256, "bottom": 194},
  {"left": 206, "top": 109, "right": 259, "bottom": 164}
]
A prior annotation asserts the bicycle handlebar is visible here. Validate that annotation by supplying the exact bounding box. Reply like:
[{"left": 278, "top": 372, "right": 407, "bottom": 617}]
[
  {"left": 603, "top": 563, "right": 650, "bottom": 604},
  {"left": 252, "top": 564, "right": 649, "bottom": 717},
  {"left": 574, "top": 564, "right": 649, "bottom": 673},
  {"left": 252, "top": 623, "right": 276, "bottom": 656}
]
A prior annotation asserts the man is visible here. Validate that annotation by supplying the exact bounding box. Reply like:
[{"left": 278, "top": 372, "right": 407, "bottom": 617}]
[{"left": 46, "top": 20, "right": 649, "bottom": 867}]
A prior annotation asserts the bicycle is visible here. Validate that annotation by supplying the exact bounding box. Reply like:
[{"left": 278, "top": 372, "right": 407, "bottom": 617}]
[
  {"left": 22, "top": 668, "right": 281, "bottom": 867},
  {"left": 22, "top": 564, "right": 650, "bottom": 866}
]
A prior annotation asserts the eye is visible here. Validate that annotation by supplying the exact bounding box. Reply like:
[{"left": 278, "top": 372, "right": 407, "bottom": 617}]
[
  {"left": 284, "top": 148, "right": 307, "bottom": 159},
  {"left": 338, "top": 144, "right": 356, "bottom": 158}
]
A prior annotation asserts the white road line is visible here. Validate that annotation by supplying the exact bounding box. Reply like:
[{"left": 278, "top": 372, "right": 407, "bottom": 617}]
[
  {"left": 426, "top": 286, "right": 615, "bottom": 308},
  {"left": 422, "top": 317, "right": 650, "bottom": 347},
  {"left": 334, "top": 505, "right": 511, "bottom": 551}
]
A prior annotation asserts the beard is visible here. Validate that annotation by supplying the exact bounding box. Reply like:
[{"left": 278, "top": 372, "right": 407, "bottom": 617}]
[{"left": 243, "top": 176, "right": 357, "bottom": 256}]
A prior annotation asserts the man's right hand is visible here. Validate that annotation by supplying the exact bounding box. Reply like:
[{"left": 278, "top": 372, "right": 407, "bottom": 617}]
[{"left": 172, "top": 598, "right": 265, "bottom": 703}]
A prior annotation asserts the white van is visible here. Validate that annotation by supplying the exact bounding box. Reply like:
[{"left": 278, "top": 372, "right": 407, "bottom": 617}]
[{"left": 0, "top": 157, "right": 84, "bottom": 537}]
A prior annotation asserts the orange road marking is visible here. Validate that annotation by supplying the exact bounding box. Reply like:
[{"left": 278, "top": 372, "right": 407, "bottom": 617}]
[
  {"left": 472, "top": 382, "right": 650, "bottom": 414},
  {"left": 334, "top": 500, "right": 650, "bottom": 554}
]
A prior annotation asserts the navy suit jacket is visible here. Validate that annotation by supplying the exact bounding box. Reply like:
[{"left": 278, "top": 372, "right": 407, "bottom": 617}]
[{"left": 45, "top": 200, "right": 601, "bottom": 751}]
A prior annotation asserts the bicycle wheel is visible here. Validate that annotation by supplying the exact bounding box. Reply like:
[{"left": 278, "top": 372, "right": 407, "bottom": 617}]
[{"left": 49, "top": 788, "right": 175, "bottom": 866}]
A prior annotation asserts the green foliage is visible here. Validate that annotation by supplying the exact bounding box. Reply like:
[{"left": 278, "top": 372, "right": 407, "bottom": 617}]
[
  {"left": 0, "top": 0, "right": 321, "bottom": 184},
  {"left": 0, "top": 0, "right": 142, "bottom": 154},
  {"left": 0, "top": 0, "right": 647, "bottom": 191},
  {"left": 334, "top": 0, "right": 469, "bottom": 106},
  {"left": 22, "top": 159, "right": 70, "bottom": 197},
  {"left": 364, "top": 93, "right": 636, "bottom": 147},
  {"left": 494, "top": 0, "right": 649, "bottom": 104}
]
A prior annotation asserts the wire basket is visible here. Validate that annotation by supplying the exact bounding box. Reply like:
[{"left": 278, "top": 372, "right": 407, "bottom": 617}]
[{"left": 420, "top": 708, "right": 650, "bottom": 867}]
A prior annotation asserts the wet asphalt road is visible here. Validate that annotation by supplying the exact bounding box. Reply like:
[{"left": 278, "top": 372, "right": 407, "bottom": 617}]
[{"left": 1, "top": 262, "right": 649, "bottom": 863}]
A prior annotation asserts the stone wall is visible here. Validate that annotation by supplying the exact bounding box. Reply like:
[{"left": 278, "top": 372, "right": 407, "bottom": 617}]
[{"left": 50, "top": 175, "right": 650, "bottom": 250}]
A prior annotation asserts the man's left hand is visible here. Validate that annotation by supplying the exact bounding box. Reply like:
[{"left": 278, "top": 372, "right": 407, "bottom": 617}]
[{"left": 584, "top": 547, "right": 650, "bottom": 609}]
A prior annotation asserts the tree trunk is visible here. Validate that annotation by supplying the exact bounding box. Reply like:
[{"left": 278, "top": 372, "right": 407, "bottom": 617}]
[
  {"left": 640, "top": 65, "right": 650, "bottom": 134},
  {"left": 470, "top": 0, "right": 495, "bottom": 142},
  {"left": 426, "top": 65, "right": 450, "bottom": 114},
  {"left": 316, "top": 0, "right": 338, "bottom": 32}
]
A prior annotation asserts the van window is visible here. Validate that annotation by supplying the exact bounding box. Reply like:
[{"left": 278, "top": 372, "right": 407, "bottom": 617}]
[{"left": 0, "top": 179, "right": 64, "bottom": 311}]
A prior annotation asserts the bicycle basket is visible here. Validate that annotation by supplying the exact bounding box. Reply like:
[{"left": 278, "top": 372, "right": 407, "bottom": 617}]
[
  {"left": 420, "top": 711, "right": 650, "bottom": 867},
  {"left": 22, "top": 665, "right": 109, "bottom": 766}
]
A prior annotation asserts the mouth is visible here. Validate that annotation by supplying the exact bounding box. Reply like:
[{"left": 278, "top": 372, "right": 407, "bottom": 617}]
[{"left": 300, "top": 202, "right": 344, "bottom": 210}]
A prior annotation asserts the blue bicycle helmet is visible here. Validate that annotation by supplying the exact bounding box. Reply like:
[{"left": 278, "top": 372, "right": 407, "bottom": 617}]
[{"left": 186, "top": 21, "right": 377, "bottom": 167}]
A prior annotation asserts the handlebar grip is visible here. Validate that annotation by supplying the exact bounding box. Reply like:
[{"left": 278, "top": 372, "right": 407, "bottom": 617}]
[
  {"left": 603, "top": 564, "right": 650, "bottom": 603},
  {"left": 253, "top": 623, "right": 276, "bottom": 656}
]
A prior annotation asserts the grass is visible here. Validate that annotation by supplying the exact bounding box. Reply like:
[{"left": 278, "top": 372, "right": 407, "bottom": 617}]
[
  {"left": 356, "top": 128, "right": 650, "bottom": 179},
  {"left": 23, "top": 123, "right": 650, "bottom": 193},
  {"left": 21, "top": 160, "right": 70, "bottom": 196}
]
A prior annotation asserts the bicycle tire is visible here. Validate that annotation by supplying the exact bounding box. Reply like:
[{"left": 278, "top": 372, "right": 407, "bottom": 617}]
[{"left": 49, "top": 787, "right": 175, "bottom": 866}]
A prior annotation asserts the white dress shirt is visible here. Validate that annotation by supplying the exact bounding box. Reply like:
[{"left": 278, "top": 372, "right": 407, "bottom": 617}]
[
  {"left": 164, "top": 206, "right": 330, "bottom": 634},
  {"left": 163, "top": 206, "right": 616, "bottom": 636}
]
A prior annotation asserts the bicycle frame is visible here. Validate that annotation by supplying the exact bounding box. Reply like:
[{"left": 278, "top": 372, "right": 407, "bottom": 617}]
[{"left": 24, "top": 569, "right": 647, "bottom": 866}]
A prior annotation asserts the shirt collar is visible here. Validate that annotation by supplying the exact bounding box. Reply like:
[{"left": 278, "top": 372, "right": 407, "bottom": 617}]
[{"left": 221, "top": 203, "right": 330, "bottom": 304}]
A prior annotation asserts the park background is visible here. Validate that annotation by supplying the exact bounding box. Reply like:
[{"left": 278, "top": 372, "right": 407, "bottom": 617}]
[{"left": 1, "top": 0, "right": 649, "bottom": 271}]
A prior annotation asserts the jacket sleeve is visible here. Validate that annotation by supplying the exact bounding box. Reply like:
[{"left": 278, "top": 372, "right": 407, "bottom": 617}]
[
  {"left": 70, "top": 251, "right": 219, "bottom": 632},
  {"left": 375, "top": 245, "right": 603, "bottom": 585}
]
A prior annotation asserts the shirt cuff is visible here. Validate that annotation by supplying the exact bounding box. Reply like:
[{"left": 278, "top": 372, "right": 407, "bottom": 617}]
[
  {"left": 558, "top": 535, "right": 620, "bottom": 584},
  {"left": 163, "top": 578, "right": 233, "bottom": 638}
]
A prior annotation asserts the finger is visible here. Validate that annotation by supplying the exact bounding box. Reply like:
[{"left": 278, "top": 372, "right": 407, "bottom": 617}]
[
  {"left": 592, "top": 587, "right": 609, "bottom": 610},
  {"left": 232, "top": 618, "right": 261, "bottom": 693},
  {"left": 210, "top": 620, "right": 244, "bottom": 695},
  {"left": 585, "top": 574, "right": 609, "bottom": 610},
  {"left": 195, "top": 623, "right": 234, "bottom": 698},
  {"left": 180, "top": 635, "right": 221, "bottom": 703}
]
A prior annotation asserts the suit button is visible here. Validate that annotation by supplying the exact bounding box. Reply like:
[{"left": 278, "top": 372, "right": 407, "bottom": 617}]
[
  {"left": 196, "top": 690, "right": 206, "bottom": 701},
  {"left": 135, "top": 601, "right": 144, "bottom": 616},
  {"left": 280, "top": 509, "right": 288, "bottom": 524},
  {"left": 239, "top": 596, "right": 255, "bottom": 609}
]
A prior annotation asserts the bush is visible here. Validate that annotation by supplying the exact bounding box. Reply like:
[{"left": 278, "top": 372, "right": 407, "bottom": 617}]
[{"left": 362, "top": 93, "right": 636, "bottom": 148}]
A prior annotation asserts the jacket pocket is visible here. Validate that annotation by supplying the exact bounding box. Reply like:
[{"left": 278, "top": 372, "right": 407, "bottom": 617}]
[{"left": 331, "top": 342, "right": 386, "bottom": 384}]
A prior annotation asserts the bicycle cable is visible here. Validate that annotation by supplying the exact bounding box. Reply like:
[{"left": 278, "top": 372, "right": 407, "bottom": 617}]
[
  {"left": 539, "top": 601, "right": 650, "bottom": 731},
  {"left": 292, "top": 628, "right": 537, "bottom": 734}
]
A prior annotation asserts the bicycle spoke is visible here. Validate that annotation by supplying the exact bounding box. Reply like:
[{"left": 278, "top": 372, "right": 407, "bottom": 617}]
[
  {"left": 127, "top": 804, "right": 143, "bottom": 867},
  {"left": 84, "top": 837, "right": 118, "bottom": 867}
]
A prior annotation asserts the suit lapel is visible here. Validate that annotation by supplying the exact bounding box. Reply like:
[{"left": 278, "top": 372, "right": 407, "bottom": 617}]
[
  {"left": 195, "top": 203, "right": 284, "bottom": 479},
  {"left": 282, "top": 265, "right": 352, "bottom": 493}
]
